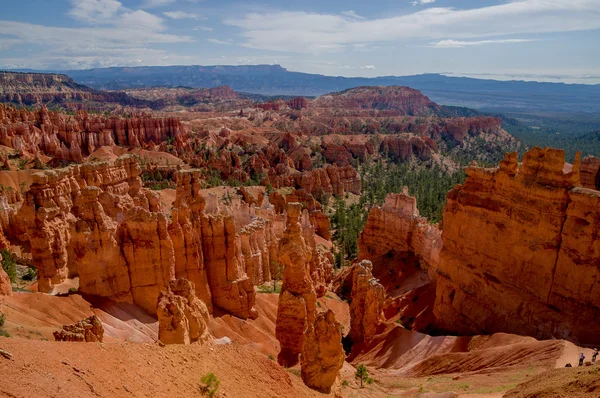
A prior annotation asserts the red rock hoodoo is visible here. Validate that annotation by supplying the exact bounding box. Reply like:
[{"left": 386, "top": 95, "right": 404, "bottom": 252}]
[
  {"left": 157, "top": 278, "right": 212, "bottom": 345},
  {"left": 275, "top": 203, "right": 317, "bottom": 367},
  {"left": 301, "top": 309, "right": 345, "bottom": 393},
  {"left": 349, "top": 260, "right": 385, "bottom": 344}
]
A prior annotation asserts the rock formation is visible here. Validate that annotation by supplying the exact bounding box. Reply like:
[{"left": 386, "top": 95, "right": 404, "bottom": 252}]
[
  {"left": 434, "top": 147, "right": 600, "bottom": 344},
  {"left": 0, "top": 103, "right": 188, "bottom": 161},
  {"left": 53, "top": 315, "right": 104, "bottom": 342},
  {"left": 0, "top": 267, "right": 11, "bottom": 296},
  {"left": 580, "top": 155, "right": 600, "bottom": 190},
  {"left": 0, "top": 71, "right": 148, "bottom": 107},
  {"left": 311, "top": 86, "right": 437, "bottom": 116},
  {"left": 267, "top": 165, "right": 361, "bottom": 198},
  {"left": 275, "top": 203, "right": 317, "bottom": 367},
  {"left": 358, "top": 189, "right": 442, "bottom": 275},
  {"left": 349, "top": 260, "right": 385, "bottom": 344},
  {"left": 201, "top": 213, "right": 257, "bottom": 319},
  {"left": 157, "top": 278, "right": 212, "bottom": 345},
  {"left": 301, "top": 310, "right": 345, "bottom": 393}
]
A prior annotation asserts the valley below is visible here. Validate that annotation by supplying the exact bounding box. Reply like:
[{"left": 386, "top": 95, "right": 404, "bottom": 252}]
[{"left": 0, "top": 71, "right": 599, "bottom": 398}]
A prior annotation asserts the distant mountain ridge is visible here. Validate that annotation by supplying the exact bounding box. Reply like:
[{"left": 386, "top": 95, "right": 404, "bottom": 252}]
[{"left": 7, "top": 65, "right": 599, "bottom": 113}]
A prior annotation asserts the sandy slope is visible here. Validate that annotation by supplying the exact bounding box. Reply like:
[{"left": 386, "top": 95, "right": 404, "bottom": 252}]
[{"left": 0, "top": 338, "right": 325, "bottom": 398}]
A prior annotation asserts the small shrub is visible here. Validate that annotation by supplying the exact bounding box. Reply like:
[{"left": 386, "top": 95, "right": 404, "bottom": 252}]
[
  {"left": 0, "top": 329, "right": 9, "bottom": 338},
  {"left": 68, "top": 287, "right": 78, "bottom": 293},
  {"left": 22, "top": 267, "right": 37, "bottom": 281},
  {"left": 268, "top": 355, "right": 274, "bottom": 361},
  {"left": 288, "top": 369, "right": 301, "bottom": 377},
  {"left": 366, "top": 377, "right": 374, "bottom": 385},
  {"left": 355, "top": 364, "right": 369, "bottom": 388},
  {"left": 200, "top": 372, "right": 220, "bottom": 398},
  {"left": 342, "top": 380, "right": 349, "bottom": 387},
  {"left": 0, "top": 248, "right": 16, "bottom": 283},
  {"left": 0, "top": 313, "right": 5, "bottom": 327}
]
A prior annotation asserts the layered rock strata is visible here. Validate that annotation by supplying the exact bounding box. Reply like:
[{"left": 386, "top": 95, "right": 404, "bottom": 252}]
[{"left": 435, "top": 148, "right": 600, "bottom": 344}]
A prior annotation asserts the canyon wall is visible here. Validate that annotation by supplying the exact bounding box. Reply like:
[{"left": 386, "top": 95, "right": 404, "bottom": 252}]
[
  {"left": 358, "top": 189, "right": 442, "bottom": 275},
  {"left": 434, "top": 148, "right": 600, "bottom": 344}
]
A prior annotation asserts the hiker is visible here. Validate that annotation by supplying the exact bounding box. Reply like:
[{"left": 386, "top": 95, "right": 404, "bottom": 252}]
[
  {"left": 579, "top": 352, "right": 585, "bottom": 366},
  {"left": 593, "top": 349, "right": 599, "bottom": 362}
]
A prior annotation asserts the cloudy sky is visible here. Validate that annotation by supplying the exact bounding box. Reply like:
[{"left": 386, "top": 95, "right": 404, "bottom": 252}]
[{"left": 1, "top": 0, "right": 599, "bottom": 83}]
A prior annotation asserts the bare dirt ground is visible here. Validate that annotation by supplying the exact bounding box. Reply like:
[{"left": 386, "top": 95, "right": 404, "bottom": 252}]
[
  {"left": 1, "top": 290, "right": 593, "bottom": 398},
  {"left": 0, "top": 338, "right": 325, "bottom": 398}
]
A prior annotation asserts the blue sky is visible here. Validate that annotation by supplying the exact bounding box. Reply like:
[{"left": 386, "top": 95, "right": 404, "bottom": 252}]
[{"left": 1, "top": 0, "right": 599, "bottom": 83}]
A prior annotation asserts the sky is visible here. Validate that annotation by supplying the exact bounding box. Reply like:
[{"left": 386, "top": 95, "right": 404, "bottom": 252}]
[{"left": 1, "top": 0, "right": 599, "bottom": 83}]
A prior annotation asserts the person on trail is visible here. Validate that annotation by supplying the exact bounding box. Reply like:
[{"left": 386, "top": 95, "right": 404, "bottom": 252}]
[
  {"left": 579, "top": 352, "right": 586, "bottom": 366},
  {"left": 593, "top": 349, "right": 599, "bottom": 363}
]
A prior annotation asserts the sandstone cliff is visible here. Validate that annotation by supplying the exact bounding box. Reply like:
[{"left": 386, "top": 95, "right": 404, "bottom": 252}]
[
  {"left": 435, "top": 147, "right": 600, "bottom": 344},
  {"left": 358, "top": 189, "right": 442, "bottom": 275}
]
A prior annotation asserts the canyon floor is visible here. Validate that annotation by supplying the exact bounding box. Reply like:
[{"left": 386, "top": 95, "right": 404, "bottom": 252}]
[{"left": 1, "top": 290, "right": 594, "bottom": 398}]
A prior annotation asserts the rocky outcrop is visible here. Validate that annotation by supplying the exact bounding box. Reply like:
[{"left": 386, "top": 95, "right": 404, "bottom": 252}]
[
  {"left": 53, "top": 315, "right": 104, "bottom": 342},
  {"left": 380, "top": 135, "right": 437, "bottom": 161},
  {"left": 0, "top": 267, "right": 11, "bottom": 296},
  {"left": 358, "top": 189, "right": 442, "bottom": 275},
  {"left": 169, "top": 171, "right": 212, "bottom": 310},
  {"left": 580, "top": 155, "right": 600, "bottom": 190},
  {"left": 434, "top": 147, "right": 600, "bottom": 344},
  {"left": 267, "top": 165, "right": 361, "bottom": 197},
  {"left": 276, "top": 203, "right": 317, "bottom": 367},
  {"left": 157, "top": 278, "right": 212, "bottom": 345},
  {"left": 301, "top": 310, "right": 345, "bottom": 393},
  {"left": 201, "top": 213, "right": 257, "bottom": 319},
  {"left": 311, "top": 86, "right": 437, "bottom": 116},
  {"left": 349, "top": 260, "right": 385, "bottom": 344}
]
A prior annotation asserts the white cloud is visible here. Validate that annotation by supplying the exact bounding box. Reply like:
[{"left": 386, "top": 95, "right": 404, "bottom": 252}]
[
  {"left": 68, "top": 0, "right": 123, "bottom": 24},
  {"left": 163, "top": 11, "right": 200, "bottom": 20},
  {"left": 429, "top": 39, "right": 534, "bottom": 48},
  {"left": 341, "top": 10, "right": 364, "bottom": 20},
  {"left": 224, "top": 1, "right": 600, "bottom": 53},
  {"left": 411, "top": 0, "right": 436, "bottom": 5},
  {"left": 361, "top": 65, "right": 376, "bottom": 69},
  {"left": 0, "top": 0, "right": 192, "bottom": 69},
  {"left": 207, "top": 38, "right": 232, "bottom": 45},
  {"left": 193, "top": 25, "right": 212, "bottom": 31},
  {"left": 142, "top": 0, "right": 175, "bottom": 8}
]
